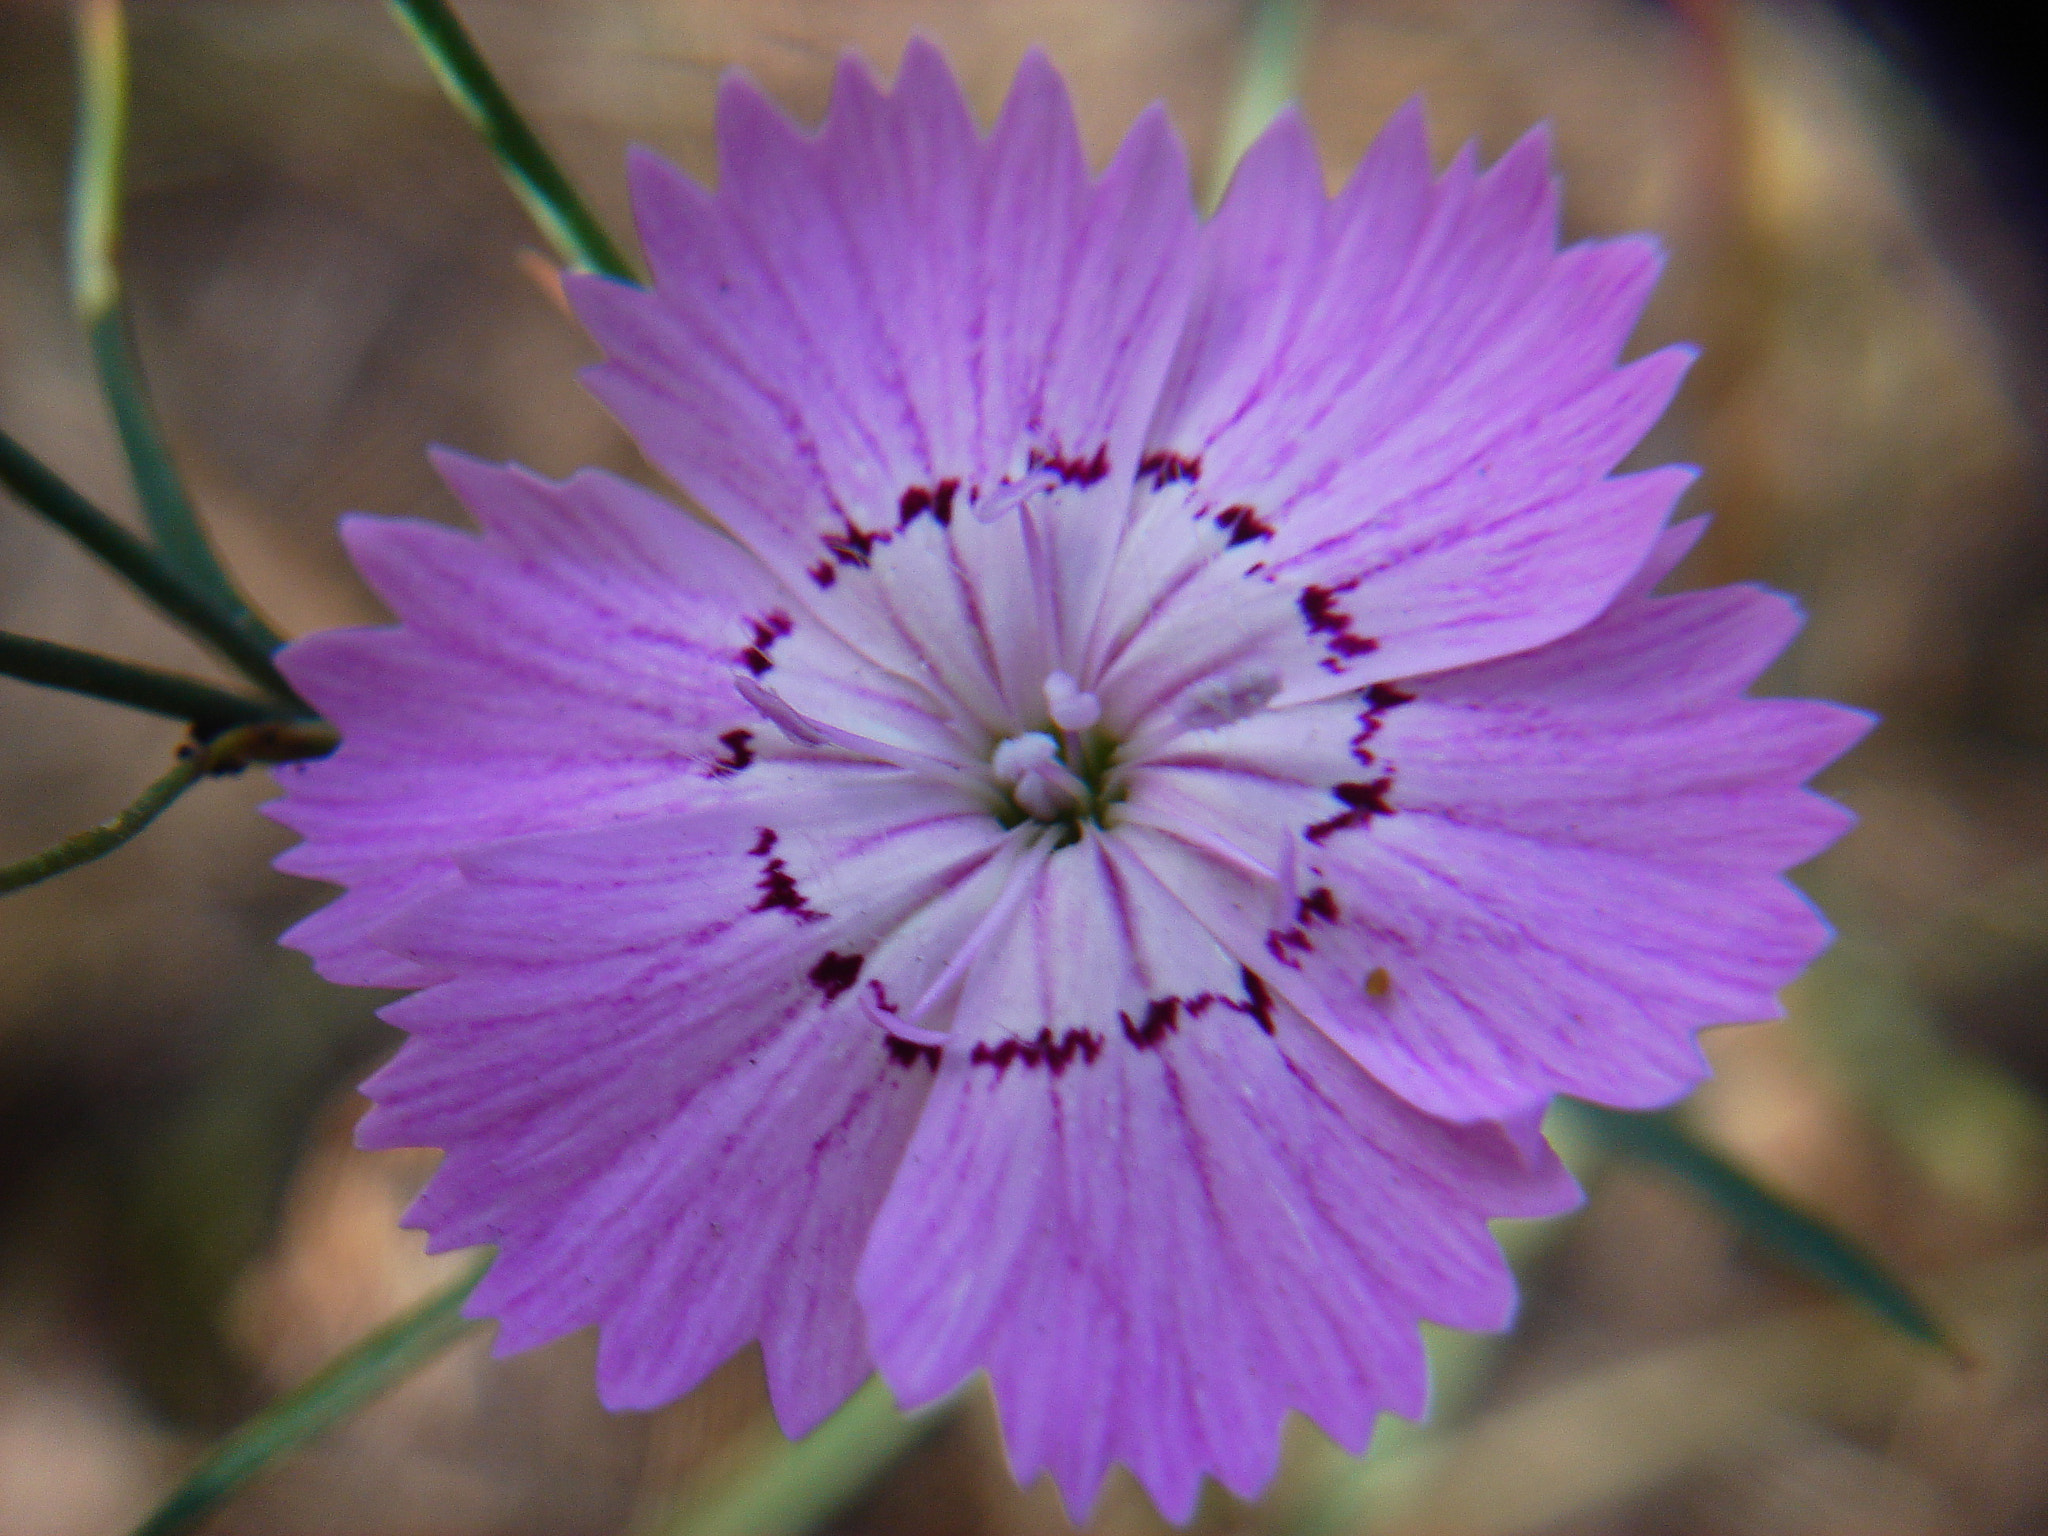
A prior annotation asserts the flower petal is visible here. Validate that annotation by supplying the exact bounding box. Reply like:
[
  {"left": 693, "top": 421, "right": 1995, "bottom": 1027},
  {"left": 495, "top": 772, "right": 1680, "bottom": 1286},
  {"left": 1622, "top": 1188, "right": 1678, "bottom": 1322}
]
[
  {"left": 1134, "top": 104, "right": 1690, "bottom": 694},
  {"left": 857, "top": 836, "right": 1575, "bottom": 1518},
  {"left": 360, "top": 781, "right": 1006, "bottom": 1434},
  {"left": 1118, "top": 542, "right": 1869, "bottom": 1120},
  {"left": 572, "top": 43, "right": 1202, "bottom": 715},
  {"left": 267, "top": 454, "right": 954, "bottom": 981}
]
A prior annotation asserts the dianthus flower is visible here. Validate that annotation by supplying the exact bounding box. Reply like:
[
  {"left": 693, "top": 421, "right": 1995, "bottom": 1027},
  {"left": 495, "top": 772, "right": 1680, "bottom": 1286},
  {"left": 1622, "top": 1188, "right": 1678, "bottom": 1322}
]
[{"left": 268, "top": 40, "right": 1867, "bottom": 1518}]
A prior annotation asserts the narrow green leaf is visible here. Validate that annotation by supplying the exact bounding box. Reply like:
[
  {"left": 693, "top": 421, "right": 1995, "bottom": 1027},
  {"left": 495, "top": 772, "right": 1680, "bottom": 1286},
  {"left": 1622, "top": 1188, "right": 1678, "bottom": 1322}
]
[
  {"left": 70, "top": 0, "right": 281, "bottom": 640},
  {"left": 653, "top": 1377, "right": 959, "bottom": 1536},
  {"left": 0, "top": 426, "right": 301, "bottom": 704},
  {"left": 0, "top": 629, "right": 294, "bottom": 731},
  {"left": 128, "top": 1259, "right": 490, "bottom": 1536},
  {"left": 1565, "top": 1099, "right": 1949, "bottom": 1349},
  {"left": 1205, "top": 0, "right": 1318, "bottom": 210},
  {"left": 386, "top": 0, "right": 639, "bottom": 282}
]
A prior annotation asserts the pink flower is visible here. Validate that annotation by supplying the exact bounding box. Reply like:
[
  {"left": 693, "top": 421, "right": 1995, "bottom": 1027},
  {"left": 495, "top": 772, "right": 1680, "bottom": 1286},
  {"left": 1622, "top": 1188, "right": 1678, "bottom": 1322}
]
[{"left": 268, "top": 41, "right": 1867, "bottom": 1518}]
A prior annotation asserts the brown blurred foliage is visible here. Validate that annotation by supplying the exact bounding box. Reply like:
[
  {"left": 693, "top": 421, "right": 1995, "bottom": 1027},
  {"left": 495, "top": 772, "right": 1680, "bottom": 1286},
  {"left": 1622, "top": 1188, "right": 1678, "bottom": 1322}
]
[{"left": 4, "top": 1, "right": 2048, "bottom": 1533}]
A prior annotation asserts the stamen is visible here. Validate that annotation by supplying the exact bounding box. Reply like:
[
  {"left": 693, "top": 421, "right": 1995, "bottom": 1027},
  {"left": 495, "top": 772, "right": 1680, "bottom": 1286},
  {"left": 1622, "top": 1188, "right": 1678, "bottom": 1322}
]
[
  {"left": 991, "top": 730, "right": 1089, "bottom": 819},
  {"left": 733, "top": 675, "right": 984, "bottom": 788},
  {"left": 1043, "top": 671, "right": 1102, "bottom": 731},
  {"left": 1179, "top": 666, "right": 1281, "bottom": 730},
  {"left": 970, "top": 466, "right": 1062, "bottom": 524}
]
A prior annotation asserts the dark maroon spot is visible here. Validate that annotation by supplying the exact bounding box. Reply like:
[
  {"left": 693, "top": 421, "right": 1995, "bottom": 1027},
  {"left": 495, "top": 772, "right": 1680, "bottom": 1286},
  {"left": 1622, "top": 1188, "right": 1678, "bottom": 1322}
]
[
  {"left": 1266, "top": 926, "right": 1313, "bottom": 967},
  {"left": 1121, "top": 996, "right": 1181, "bottom": 1050},
  {"left": 748, "top": 828, "right": 826, "bottom": 922},
  {"left": 1138, "top": 449, "right": 1202, "bottom": 489},
  {"left": 1239, "top": 967, "right": 1277, "bottom": 1035},
  {"left": 1351, "top": 682, "right": 1415, "bottom": 764},
  {"left": 867, "top": 979, "right": 900, "bottom": 1014},
  {"left": 822, "top": 519, "right": 891, "bottom": 570},
  {"left": 1029, "top": 443, "right": 1111, "bottom": 487},
  {"left": 885, "top": 1036, "right": 943, "bottom": 1071},
  {"left": 741, "top": 611, "right": 794, "bottom": 674},
  {"left": 710, "top": 728, "right": 754, "bottom": 777},
  {"left": 898, "top": 477, "right": 961, "bottom": 530},
  {"left": 970, "top": 1027, "right": 1105, "bottom": 1076},
  {"left": 1213, "top": 504, "right": 1274, "bottom": 546},
  {"left": 808, "top": 559, "right": 838, "bottom": 589},
  {"left": 808, "top": 950, "right": 864, "bottom": 1000},
  {"left": 1299, "top": 580, "right": 1378, "bottom": 669},
  {"left": 1305, "top": 777, "right": 1397, "bottom": 844},
  {"left": 1297, "top": 886, "right": 1339, "bottom": 925}
]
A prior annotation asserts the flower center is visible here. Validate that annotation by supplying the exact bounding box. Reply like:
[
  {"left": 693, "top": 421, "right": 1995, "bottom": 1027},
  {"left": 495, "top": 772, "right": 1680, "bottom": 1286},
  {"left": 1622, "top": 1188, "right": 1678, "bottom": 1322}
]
[{"left": 988, "top": 674, "right": 1121, "bottom": 838}]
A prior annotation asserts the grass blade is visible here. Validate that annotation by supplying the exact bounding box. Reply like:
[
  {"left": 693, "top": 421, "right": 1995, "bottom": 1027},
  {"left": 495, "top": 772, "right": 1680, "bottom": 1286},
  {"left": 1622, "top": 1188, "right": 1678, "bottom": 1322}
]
[
  {"left": 127, "top": 1259, "right": 489, "bottom": 1536},
  {"left": 0, "top": 629, "right": 295, "bottom": 732},
  {"left": 653, "top": 1378, "right": 959, "bottom": 1536},
  {"left": 387, "top": 0, "right": 638, "bottom": 281},
  {"left": 1565, "top": 1099, "right": 1949, "bottom": 1349},
  {"left": 1206, "top": 0, "right": 1318, "bottom": 209},
  {"left": 0, "top": 426, "right": 300, "bottom": 704},
  {"left": 70, "top": 0, "right": 282, "bottom": 642}
]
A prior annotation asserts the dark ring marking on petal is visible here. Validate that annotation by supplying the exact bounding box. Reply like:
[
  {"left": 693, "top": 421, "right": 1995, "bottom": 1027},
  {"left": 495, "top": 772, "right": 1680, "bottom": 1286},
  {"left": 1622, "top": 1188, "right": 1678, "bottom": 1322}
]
[
  {"left": 1267, "top": 891, "right": 1339, "bottom": 967},
  {"left": 1028, "top": 443, "right": 1111, "bottom": 487},
  {"left": 1239, "top": 966, "right": 1277, "bottom": 1035},
  {"left": 740, "top": 610, "right": 795, "bottom": 675},
  {"left": 1137, "top": 449, "right": 1202, "bottom": 489},
  {"left": 1299, "top": 580, "right": 1380, "bottom": 670},
  {"left": 821, "top": 518, "right": 892, "bottom": 571},
  {"left": 746, "top": 826, "right": 827, "bottom": 923},
  {"left": 1305, "top": 778, "right": 1397, "bottom": 845},
  {"left": 974, "top": 974, "right": 1278, "bottom": 1075},
  {"left": 1212, "top": 504, "right": 1274, "bottom": 546},
  {"left": 709, "top": 728, "right": 754, "bottom": 777},
  {"left": 1121, "top": 996, "right": 1180, "bottom": 1049},
  {"left": 1350, "top": 682, "right": 1416, "bottom": 765},
  {"left": 885, "top": 1036, "right": 943, "bottom": 1071},
  {"left": 808, "top": 950, "right": 863, "bottom": 1000},
  {"left": 897, "top": 478, "right": 960, "bottom": 530},
  {"left": 970, "top": 1027, "right": 1105, "bottom": 1076}
]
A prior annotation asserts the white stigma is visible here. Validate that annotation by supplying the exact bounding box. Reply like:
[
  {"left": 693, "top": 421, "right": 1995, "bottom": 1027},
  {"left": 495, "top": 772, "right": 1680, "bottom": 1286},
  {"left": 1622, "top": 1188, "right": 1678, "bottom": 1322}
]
[
  {"left": 1043, "top": 671, "right": 1102, "bottom": 731},
  {"left": 991, "top": 730, "right": 1089, "bottom": 820},
  {"left": 1179, "top": 666, "right": 1281, "bottom": 729}
]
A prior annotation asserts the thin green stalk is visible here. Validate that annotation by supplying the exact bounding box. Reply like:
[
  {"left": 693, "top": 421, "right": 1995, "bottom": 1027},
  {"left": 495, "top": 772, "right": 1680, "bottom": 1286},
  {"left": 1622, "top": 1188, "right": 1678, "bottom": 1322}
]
[
  {"left": 127, "top": 1259, "right": 489, "bottom": 1536},
  {"left": 70, "top": 0, "right": 281, "bottom": 641},
  {"left": 1565, "top": 1100, "right": 1951, "bottom": 1350},
  {"left": 654, "top": 1378, "right": 959, "bottom": 1536},
  {"left": 0, "top": 426, "right": 300, "bottom": 704},
  {"left": 0, "top": 630, "right": 293, "bottom": 732},
  {"left": 387, "top": 0, "right": 638, "bottom": 281},
  {"left": 1206, "top": 0, "right": 1318, "bottom": 210},
  {"left": 0, "top": 718, "right": 339, "bottom": 896},
  {"left": 0, "top": 748, "right": 202, "bottom": 894}
]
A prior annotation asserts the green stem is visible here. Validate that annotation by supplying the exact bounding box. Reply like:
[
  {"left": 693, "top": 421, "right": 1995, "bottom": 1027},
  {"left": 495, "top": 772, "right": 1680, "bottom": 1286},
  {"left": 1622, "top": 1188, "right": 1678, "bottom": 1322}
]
[
  {"left": 0, "top": 630, "right": 294, "bottom": 732},
  {"left": 70, "top": 0, "right": 282, "bottom": 642},
  {"left": 1565, "top": 1100, "right": 1951, "bottom": 1350},
  {"left": 386, "top": 0, "right": 638, "bottom": 281},
  {"left": 127, "top": 1259, "right": 489, "bottom": 1536},
  {"left": 0, "top": 718, "right": 339, "bottom": 896},
  {"left": 653, "top": 1378, "right": 960, "bottom": 1536},
  {"left": 1206, "top": 0, "right": 1318, "bottom": 210},
  {"left": 0, "top": 426, "right": 301, "bottom": 704}
]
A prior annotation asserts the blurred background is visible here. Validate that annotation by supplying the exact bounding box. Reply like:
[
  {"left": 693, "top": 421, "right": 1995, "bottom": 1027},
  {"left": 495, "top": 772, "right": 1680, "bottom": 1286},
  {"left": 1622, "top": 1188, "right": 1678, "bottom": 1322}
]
[{"left": 5, "top": 0, "right": 2048, "bottom": 1531}]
